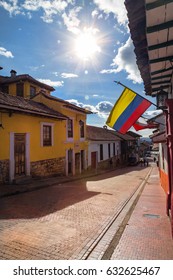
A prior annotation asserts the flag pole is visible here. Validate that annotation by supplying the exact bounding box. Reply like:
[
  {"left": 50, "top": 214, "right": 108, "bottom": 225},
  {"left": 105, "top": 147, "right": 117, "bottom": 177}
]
[{"left": 114, "top": 81, "right": 158, "bottom": 108}]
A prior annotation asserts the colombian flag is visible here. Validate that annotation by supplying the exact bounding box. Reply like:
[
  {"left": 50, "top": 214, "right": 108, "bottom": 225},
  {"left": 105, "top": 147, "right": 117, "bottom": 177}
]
[
  {"left": 133, "top": 119, "right": 158, "bottom": 131},
  {"left": 106, "top": 87, "right": 151, "bottom": 134}
]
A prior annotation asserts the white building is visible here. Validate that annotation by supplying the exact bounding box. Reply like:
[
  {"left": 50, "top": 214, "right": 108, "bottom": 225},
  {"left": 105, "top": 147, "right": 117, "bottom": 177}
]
[{"left": 86, "top": 125, "right": 122, "bottom": 170}]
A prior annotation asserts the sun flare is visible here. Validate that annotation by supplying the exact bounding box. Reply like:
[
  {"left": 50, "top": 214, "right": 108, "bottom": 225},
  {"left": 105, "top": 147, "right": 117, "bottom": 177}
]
[{"left": 75, "top": 30, "right": 101, "bottom": 61}]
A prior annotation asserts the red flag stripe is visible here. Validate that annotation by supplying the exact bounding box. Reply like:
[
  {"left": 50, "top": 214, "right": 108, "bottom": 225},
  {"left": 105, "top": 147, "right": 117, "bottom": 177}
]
[{"left": 119, "top": 99, "right": 151, "bottom": 134}]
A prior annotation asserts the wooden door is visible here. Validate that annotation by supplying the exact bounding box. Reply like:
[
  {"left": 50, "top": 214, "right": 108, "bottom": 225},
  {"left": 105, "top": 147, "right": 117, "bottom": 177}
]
[
  {"left": 14, "top": 134, "right": 26, "bottom": 176},
  {"left": 75, "top": 153, "right": 80, "bottom": 174},
  {"left": 91, "top": 152, "right": 97, "bottom": 169},
  {"left": 68, "top": 149, "right": 73, "bottom": 175},
  {"left": 81, "top": 150, "right": 84, "bottom": 171}
]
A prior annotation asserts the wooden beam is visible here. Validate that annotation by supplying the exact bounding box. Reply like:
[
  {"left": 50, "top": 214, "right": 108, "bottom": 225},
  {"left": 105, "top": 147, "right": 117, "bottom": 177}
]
[
  {"left": 151, "top": 66, "right": 173, "bottom": 75},
  {"left": 147, "top": 20, "right": 173, "bottom": 33},
  {"left": 146, "top": 0, "right": 173, "bottom": 10},
  {"left": 150, "top": 55, "right": 173, "bottom": 63},
  {"left": 152, "top": 85, "right": 169, "bottom": 92},
  {"left": 151, "top": 74, "right": 172, "bottom": 80},
  {"left": 148, "top": 39, "right": 173, "bottom": 51},
  {"left": 151, "top": 80, "right": 171, "bottom": 85}
]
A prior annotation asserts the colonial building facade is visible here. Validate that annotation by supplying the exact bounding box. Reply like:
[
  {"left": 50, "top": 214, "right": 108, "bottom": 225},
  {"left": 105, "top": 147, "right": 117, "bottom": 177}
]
[{"left": 0, "top": 70, "right": 91, "bottom": 183}]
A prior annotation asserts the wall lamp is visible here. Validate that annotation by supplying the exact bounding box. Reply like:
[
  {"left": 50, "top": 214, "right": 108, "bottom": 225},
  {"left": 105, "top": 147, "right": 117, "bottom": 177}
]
[
  {"left": 156, "top": 88, "right": 168, "bottom": 110},
  {"left": 79, "top": 120, "right": 83, "bottom": 126}
]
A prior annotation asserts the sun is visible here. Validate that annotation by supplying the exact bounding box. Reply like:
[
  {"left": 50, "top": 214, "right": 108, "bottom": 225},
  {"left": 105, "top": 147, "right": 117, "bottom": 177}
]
[{"left": 75, "top": 29, "right": 101, "bottom": 61}]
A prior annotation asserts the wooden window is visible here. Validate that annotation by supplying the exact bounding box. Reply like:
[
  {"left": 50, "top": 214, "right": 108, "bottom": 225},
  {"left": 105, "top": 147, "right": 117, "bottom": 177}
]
[
  {"left": 113, "top": 143, "right": 115, "bottom": 156},
  {"left": 1, "top": 85, "right": 9, "bottom": 94},
  {"left": 43, "top": 125, "right": 52, "bottom": 146},
  {"left": 68, "top": 119, "right": 73, "bottom": 138},
  {"left": 30, "top": 86, "right": 36, "bottom": 97},
  {"left": 108, "top": 143, "right": 111, "bottom": 158},
  {"left": 80, "top": 120, "right": 84, "bottom": 138},
  {"left": 16, "top": 83, "right": 24, "bottom": 97},
  {"left": 100, "top": 144, "right": 103, "bottom": 161}
]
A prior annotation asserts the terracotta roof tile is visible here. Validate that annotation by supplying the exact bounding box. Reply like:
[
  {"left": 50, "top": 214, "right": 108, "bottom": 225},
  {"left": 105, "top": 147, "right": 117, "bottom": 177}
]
[
  {"left": 0, "top": 74, "right": 55, "bottom": 91},
  {"left": 0, "top": 91, "right": 68, "bottom": 120},
  {"left": 33, "top": 90, "right": 92, "bottom": 114},
  {"left": 86, "top": 125, "right": 121, "bottom": 141}
]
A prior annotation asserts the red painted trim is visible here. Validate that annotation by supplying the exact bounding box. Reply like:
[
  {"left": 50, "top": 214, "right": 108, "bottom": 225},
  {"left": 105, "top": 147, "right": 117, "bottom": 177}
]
[
  {"left": 159, "top": 168, "right": 169, "bottom": 194},
  {"left": 119, "top": 99, "right": 151, "bottom": 134}
]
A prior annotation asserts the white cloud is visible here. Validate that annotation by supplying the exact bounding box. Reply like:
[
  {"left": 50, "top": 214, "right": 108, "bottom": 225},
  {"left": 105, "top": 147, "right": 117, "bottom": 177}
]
[
  {"left": 52, "top": 71, "right": 59, "bottom": 76},
  {"left": 38, "top": 78, "right": 64, "bottom": 87},
  {"left": 100, "top": 37, "right": 142, "bottom": 84},
  {"left": 0, "top": 47, "right": 14, "bottom": 58},
  {"left": 61, "top": 73, "right": 78, "bottom": 78},
  {"left": 95, "top": 101, "right": 113, "bottom": 118},
  {"left": 0, "top": 0, "right": 71, "bottom": 22},
  {"left": 91, "top": 9, "right": 98, "bottom": 18},
  {"left": 98, "top": 13, "right": 103, "bottom": 20},
  {"left": 67, "top": 100, "right": 97, "bottom": 114},
  {"left": 93, "top": 94, "right": 99, "bottom": 97},
  {"left": 62, "top": 6, "right": 82, "bottom": 34},
  {"left": 0, "top": 0, "right": 21, "bottom": 16},
  {"left": 29, "top": 64, "right": 45, "bottom": 71},
  {"left": 143, "top": 110, "right": 163, "bottom": 118},
  {"left": 93, "top": 0, "right": 128, "bottom": 26},
  {"left": 66, "top": 99, "right": 113, "bottom": 119}
]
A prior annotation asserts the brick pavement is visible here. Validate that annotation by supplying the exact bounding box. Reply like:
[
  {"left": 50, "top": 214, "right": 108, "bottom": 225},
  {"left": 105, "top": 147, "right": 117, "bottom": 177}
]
[
  {"left": 0, "top": 165, "right": 150, "bottom": 260},
  {"left": 111, "top": 165, "right": 173, "bottom": 260},
  {"left": 0, "top": 164, "right": 172, "bottom": 260}
]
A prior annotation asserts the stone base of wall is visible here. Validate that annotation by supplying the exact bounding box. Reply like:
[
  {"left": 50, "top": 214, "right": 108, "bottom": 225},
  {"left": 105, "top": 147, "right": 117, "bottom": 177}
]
[
  {"left": 0, "top": 160, "right": 9, "bottom": 183},
  {"left": 98, "top": 156, "right": 121, "bottom": 170},
  {"left": 98, "top": 159, "right": 110, "bottom": 169},
  {"left": 31, "top": 157, "right": 66, "bottom": 178}
]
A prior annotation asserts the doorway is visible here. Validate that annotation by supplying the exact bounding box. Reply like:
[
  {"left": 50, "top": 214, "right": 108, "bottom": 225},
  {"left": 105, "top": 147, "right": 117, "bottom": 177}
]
[
  {"left": 14, "top": 133, "right": 26, "bottom": 176},
  {"left": 91, "top": 151, "right": 97, "bottom": 169},
  {"left": 68, "top": 149, "right": 73, "bottom": 175}
]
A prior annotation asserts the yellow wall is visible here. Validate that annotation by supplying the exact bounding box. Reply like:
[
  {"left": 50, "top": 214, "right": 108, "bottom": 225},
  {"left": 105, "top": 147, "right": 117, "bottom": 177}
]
[
  {"left": 33, "top": 94, "right": 87, "bottom": 144},
  {"left": 1, "top": 83, "right": 89, "bottom": 166},
  {"left": 0, "top": 112, "right": 67, "bottom": 162},
  {"left": 8, "top": 81, "right": 51, "bottom": 98}
]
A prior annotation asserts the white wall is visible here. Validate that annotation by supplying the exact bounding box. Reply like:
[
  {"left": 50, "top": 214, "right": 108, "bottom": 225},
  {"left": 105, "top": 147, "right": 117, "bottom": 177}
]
[
  {"left": 88, "top": 143, "right": 98, "bottom": 166},
  {"left": 159, "top": 142, "right": 168, "bottom": 173},
  {"left": 88, "top": 140, "right": 121, "bottom": 167}
]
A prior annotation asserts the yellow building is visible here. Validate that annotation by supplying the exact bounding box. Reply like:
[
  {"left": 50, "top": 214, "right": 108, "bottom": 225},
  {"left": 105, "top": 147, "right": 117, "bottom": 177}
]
[
  {"left": 0, "top": 70, "right": 91, "bottom": 183},
  {"left": 0, "top": 69, "right": 55, "bottom": 97}
]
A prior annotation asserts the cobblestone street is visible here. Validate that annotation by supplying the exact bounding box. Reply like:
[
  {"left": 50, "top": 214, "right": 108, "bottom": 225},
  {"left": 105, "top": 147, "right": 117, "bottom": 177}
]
[{"left": 0, "top": 166, "right": 151, "bottom": 260}]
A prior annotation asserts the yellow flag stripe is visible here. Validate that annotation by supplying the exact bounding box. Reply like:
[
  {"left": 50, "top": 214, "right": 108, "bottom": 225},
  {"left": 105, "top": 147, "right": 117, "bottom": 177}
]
[{"left": 106, "top": 88, "right": 136, "bottom": 127}]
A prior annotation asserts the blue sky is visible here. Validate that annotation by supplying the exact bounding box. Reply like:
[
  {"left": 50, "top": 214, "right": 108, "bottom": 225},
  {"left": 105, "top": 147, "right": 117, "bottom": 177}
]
[{"left": 0, "top": 0, "right": 161, "bottom": 136}]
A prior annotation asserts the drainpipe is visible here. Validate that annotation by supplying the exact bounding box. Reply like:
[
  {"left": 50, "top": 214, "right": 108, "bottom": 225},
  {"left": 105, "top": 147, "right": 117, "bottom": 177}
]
[{"left": 166, "top": 99, "right": 173, "bottom": 236}]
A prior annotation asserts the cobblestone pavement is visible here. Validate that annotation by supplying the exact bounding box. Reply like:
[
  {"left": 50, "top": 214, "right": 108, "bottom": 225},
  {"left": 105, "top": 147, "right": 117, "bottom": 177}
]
[
  {"left": 0, "top": 166, "right": 150, "bottom": 260},
  {"left": 111, "top": 166, "right": 173, "bottom": 260}
]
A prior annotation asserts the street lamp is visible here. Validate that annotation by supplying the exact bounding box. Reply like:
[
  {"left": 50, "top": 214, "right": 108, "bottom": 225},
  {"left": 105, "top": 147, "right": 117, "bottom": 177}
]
[{"left": 156, "top": 88, "right": 168, "bottom": 109}]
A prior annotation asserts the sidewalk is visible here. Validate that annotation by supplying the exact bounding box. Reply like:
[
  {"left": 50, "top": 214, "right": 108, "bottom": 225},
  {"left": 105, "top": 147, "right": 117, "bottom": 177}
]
[{"left": 111, "top": 165, "right": 173, "bottom": 259}]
